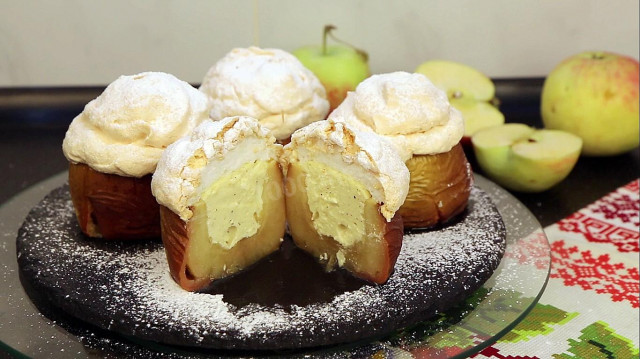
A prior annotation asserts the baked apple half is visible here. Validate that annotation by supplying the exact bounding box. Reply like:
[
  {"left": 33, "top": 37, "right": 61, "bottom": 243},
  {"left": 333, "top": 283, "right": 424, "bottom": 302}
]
[
  {"left": 282, "top": 119, "right": 409, "bottom": 284},
  {"left": 285, "top": 162, "right": 403, "bottom": 284},
  {"left": 159, "top": 160, "right": 285, "bottom": 291},
  {"left": 152, "top": 116, "right": 286, "bottom": 291}
]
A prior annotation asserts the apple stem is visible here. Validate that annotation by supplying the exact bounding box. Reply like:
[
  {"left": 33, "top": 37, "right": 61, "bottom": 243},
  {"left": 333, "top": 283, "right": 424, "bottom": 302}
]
[
  {"left": 322, "top": 25, "right": 335, "bottom": 56},
  {"left": 322, "top": 24, "right": 369, "bottom": 61}
]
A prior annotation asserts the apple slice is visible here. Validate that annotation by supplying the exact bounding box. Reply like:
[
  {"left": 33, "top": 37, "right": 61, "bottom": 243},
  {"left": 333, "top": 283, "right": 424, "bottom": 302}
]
[
  {"left": 471, "top": 123, "right": 582, "bottom": 192},
  {"left": 415, "top": 60, "right": 504, "bottom": 143},
  {"left": 450, "top": 97, "right": 505, "bottom": 146},
  {"left": 416, "top": 60, "right": 495, "bottom": 100}
]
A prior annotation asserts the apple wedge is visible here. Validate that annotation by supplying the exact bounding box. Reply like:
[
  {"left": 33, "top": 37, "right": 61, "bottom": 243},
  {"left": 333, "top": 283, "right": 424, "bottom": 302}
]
[
  {"left": 450, "top": 97, "right": 505, "bottom": 146},
  {"left": 471, "top": 123, "right": 582, "bottom": 192},
  {"left": 415, "top": 60, "right": 504, "bottom": 143},
  {"left": 416, "top": 60, "right": 495, "bottom": 100}
]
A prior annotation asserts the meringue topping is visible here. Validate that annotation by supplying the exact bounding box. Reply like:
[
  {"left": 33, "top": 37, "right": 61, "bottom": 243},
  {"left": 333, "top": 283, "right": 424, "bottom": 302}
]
[
  {"left": 151, "top": 116, "right": 282, "bottom": 221},
  {"left": 328, "top": 71, "right": 464, "bottom": 160},
  {"left": 282, "top": 119, "right": 409, "bottom": 221},
  {"left": 199, "top": 47, "right": 329, "bottom": 140},
  {"left": 62, "top": 72, "right": 210, "bottom": 177}
]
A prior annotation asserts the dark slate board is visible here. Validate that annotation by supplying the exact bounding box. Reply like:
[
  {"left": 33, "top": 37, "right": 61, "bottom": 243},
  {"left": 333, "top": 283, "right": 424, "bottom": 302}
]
[{"left": 16, "top": 185, "right": 505, "bottom": 351}]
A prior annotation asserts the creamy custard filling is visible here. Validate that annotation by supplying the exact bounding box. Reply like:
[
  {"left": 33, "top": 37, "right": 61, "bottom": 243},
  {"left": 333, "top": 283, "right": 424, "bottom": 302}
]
[
  {"left": 194, "top": 160, "right": 269, "bottom": 249},
  {"left": 300, "top": 160, "right": 372, "bottom": 247}
]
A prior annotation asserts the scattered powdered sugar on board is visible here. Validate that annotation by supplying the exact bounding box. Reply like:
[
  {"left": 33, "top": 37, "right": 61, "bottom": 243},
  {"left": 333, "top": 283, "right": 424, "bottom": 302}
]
[{"left": 16, "top": 185, "right": 505, "bottom": 351}]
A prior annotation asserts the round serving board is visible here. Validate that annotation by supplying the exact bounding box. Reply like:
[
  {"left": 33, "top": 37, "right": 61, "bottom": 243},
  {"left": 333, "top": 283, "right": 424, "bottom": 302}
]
[{"left": 16, "top": 185, "right": 506, "bottom": 351}]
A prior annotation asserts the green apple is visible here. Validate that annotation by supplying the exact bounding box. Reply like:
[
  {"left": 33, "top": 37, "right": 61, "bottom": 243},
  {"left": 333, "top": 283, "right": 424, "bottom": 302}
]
[
  {"left": 415, "top": 60, "right": 504, "bottom": 144},
  {"left": 472, "top": 123, "right": 582, "bottom": 192},
  {"left": 293, "top": 25, "right": 370, "bottom": 112},
  {"left": 541, "top": 51, "right": 639, "bottom": 156}
]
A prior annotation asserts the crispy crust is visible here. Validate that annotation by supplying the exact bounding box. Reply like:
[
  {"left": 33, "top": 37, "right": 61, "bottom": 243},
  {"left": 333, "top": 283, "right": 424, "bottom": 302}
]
[{"left": 68, "top": 163, "right": 160, "bottom": 239}]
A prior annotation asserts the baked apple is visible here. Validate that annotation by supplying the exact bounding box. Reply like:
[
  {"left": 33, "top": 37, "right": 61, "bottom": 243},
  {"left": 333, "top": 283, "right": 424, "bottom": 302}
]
[
  {"left": 328, "top": 71, "right": 472, "bottom": 229},
  {"left": 282, "top": 119, "right": 409, "bottom": 284},
  {"left": 398, "top": 143, "right": 473, "bottom": 228},
  {"left": 62, "top": 71, "right": 210, "bottom": 239},
  {"left": 68, "top": 163, "right": 160, "bottom": 239},
  {"left": 159, "top": 160, "right": 286, "bottom": 291},
  {"left": 152, "top": 116, "right": 286, "bottom": 291}
]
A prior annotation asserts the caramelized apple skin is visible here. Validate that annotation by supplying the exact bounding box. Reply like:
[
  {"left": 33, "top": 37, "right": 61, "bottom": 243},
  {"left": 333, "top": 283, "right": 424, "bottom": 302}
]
[
  {"left": 159, "top": 206, "right": 211, "bottom": 291},
  {"left": 159, "top": 161, "right": 286, "bottom": 292},
  {"left": 68, "top": 163, "right": 160, "bottom": 239},
  {"left": 285, "top": 162, "right": 403, "bottom": 284},
  {"left": 398, "top": 143, "right": 473, "bottom": 229}
]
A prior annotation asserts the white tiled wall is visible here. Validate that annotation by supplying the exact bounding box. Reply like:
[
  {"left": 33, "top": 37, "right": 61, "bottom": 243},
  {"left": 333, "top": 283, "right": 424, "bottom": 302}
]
[{"left": 1, "top": 0, "right": 638, "bottom": 87}]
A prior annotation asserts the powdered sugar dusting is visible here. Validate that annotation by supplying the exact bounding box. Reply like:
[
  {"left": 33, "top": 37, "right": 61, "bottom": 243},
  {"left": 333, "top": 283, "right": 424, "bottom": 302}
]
[
  {"left": 62, "top": 72, "right": 210, "bottom": 177},
  {"left": 328, "top": 72, "right": 464, "bottom": 160},
  {"left": 199, "top": 47, "right": 329, "bottom": 140},
  {"left": 284, "top": 119, "right": 410, "bottom": 221},
  {"left": 17, "top": 185, "right": 505, "bottom": 350}
]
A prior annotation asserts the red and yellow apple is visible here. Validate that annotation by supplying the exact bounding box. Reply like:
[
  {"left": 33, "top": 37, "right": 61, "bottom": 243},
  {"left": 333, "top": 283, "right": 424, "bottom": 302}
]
[
  {"left": 293, "top": 25, "right": 370, "bottom": 112},
  {"left": 471, "top": 123, "right": 582, "bottom": 192},
  {"left": 415, "top": 60, "right": 504, "bottom": 145},
  {"left": 541, "top": 51, "right": 639, "bottom": 156}
]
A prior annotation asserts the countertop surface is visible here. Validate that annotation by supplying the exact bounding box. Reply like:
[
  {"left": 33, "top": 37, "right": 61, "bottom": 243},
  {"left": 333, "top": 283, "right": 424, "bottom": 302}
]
[{"left": 1, "top": 78, "right": 638, "bottom": 227}]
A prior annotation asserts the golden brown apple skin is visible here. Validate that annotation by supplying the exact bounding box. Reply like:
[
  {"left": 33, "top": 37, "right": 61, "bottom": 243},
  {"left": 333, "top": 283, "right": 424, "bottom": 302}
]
[
  {"left": 398, "top": 143, "right": 473, "bottom": 229},
  {"left": 285, "top": 162, "right": 403, "bottom": 284},
  {"left": 159, "top": 206, "right": 211, "bottom": 292},
  {"left": 68, "top": 163, "right": 160, "bottom": 239},
  {"left": 159, "top": 161, "right": 287, "bottom": 292}
]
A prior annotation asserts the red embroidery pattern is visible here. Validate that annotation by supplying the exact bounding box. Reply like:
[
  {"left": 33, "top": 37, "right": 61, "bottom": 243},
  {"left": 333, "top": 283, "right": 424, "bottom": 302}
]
[
  {"left": 624, "top": 179, "right": 639, "bottom": 193},
  {"left": 550, "top": 240, "right": 639, "bottom": 308},
  {"left": 558, "top": 213, "right": 639, "bottom": 253},
  {"left": 473, "top": 345, "right": 540, "bottom": 358},
  {"left": 590, "top": 192, "right": 640, "bottom": 228}
]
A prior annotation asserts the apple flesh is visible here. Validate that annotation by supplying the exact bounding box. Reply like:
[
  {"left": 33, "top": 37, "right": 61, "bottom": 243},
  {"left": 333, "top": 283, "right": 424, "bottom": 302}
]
[
  {"left": 471, "top": 123, "right": 582, "bottom": 192},
  {"left": 284, "top": 162, "right": 403, "bottom": 284},
  {"left": 159, "top": 161, "right": 286, "bottom": 292},
  {"left": 450, "top": 97, "right": 504, "bottom": 147},
  {"left": 415, "top": 60, "right": 504, "bottom": 143},
  {"left": 541, "top": 51, "right": 639, "bottom": 156},
  {"left": 293, "top": 25, "right": 370, "bottom": 112}
]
